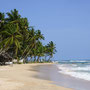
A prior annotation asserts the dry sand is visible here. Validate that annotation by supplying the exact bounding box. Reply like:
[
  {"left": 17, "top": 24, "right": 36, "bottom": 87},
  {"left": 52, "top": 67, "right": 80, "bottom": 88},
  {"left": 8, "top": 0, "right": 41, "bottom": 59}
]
[{"left": 0, "top": 64, "right": 72, "bottom": 90}]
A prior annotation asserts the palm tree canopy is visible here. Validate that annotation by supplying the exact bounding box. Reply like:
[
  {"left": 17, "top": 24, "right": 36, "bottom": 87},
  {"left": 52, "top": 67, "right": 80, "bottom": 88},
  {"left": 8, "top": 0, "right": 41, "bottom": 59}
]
[
  {"left": 47, "top": 41, "right": 57, "bottom": 57},
  {"left": 0, "top": 12, "right": 5, "bottom": 21},
  {"left": 0, "top": 9, "right": 57, "bottom": 63},
  {"left": 6, "top": 9, "right": 21, "bottom": 22},
  {"left": 36, "top": 30, "right": 44, "bottom": 40},
  {"left": 0, "top": 12, "right": 5, "bottom": 30},
  {"left": 0, "top": 23, "right": 22, "bottom": 56}
]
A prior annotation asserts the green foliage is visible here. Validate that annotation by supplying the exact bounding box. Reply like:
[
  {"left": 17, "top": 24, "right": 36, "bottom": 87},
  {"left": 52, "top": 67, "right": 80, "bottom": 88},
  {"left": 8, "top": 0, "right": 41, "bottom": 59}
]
[
  {"left": 6, "top": 9, "right": 21, "bottom": 22},
  {"left": 0, "top": 9, "right": 57, "bottom": 63}
]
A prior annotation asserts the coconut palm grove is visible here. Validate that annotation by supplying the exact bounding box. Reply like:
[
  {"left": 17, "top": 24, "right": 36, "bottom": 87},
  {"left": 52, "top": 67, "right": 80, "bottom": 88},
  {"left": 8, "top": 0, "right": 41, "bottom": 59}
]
[{"left": 0, "top": 9, "right": 56, "bottom": 64}]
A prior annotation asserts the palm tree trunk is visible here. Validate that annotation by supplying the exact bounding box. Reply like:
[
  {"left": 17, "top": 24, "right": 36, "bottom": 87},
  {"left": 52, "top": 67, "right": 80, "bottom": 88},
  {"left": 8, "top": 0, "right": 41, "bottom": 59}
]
[
  {"left": 30, "top": 56, "right": 33, "bottom": 62},
  {"left": 37, "top": 56, "right": 40, "bottom": 62},
  {"left": 17, "top": 57, "right": 19, "bottom": 64},
  {"left": 45, "top": 55, "right": 47, "bottom": 61},
  {"left": 39, "top": 57, "right": 41, "bottom": 62},
  {"left": 48, "top": 56, "right": 51, "bottom": 62},
  {"left": 34, "top": 56, "right": 36, "bottom": 62}
]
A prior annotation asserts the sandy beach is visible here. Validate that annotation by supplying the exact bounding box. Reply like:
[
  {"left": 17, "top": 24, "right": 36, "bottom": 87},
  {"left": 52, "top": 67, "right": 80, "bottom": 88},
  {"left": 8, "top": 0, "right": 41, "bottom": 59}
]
[{"left": 0, "top": 63, "right": 72, "bottom": 90}]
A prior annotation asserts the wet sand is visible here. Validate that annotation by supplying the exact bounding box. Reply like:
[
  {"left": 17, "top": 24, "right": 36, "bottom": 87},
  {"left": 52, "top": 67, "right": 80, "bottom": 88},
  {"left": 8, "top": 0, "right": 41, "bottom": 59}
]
[
  {"left": 0, "top": 64, "right": 72, "bottom": 90},
  {"left": 34, "top": 64, "right": 90, "bottom": 90}
]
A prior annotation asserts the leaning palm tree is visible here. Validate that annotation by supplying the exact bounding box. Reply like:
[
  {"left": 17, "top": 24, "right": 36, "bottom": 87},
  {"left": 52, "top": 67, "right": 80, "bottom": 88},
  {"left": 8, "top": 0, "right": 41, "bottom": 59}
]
[
  {"left": 0, "top": 9, "right": 57, "bottom": 64},
  {"left": 6, "top": 9, "right": 29, "bottom": 59},
  {"left": 22, "top": 28, "right": 45, "bottom": 62},
  {"left": 36, "top": 41, "right": 44, "bottom": 62},
  {"left": 0, "top": 22, "right": 22, "bottom": 58},
  {"left": 22, "top": 28, "right": 36, "bottom": 58},
  {"left": 43, "top": 45, "right": 49, "bottom": 61}
]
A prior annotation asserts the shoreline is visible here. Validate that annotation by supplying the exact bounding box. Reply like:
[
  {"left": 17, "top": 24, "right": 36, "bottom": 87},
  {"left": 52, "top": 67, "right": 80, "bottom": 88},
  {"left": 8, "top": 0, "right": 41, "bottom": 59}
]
[
  {"left": 31, "top": 63, "right": 90, "bottom": 90},
  {"left": 0, "top": 63, "right": 72, "bottom": 90}
]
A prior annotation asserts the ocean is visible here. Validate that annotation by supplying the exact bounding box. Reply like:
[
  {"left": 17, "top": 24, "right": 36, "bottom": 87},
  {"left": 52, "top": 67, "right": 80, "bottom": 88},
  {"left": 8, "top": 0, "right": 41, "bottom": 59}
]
[
  {"left": 57, "top": 60, "right": 90, "bottom": 81},
  {"left": 35, "top": 62, "right": 90, "bottom": 90}
]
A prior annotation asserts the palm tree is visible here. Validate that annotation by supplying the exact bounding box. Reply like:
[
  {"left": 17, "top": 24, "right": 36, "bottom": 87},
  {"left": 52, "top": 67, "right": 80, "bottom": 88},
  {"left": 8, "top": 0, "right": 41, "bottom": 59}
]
[
  {"left": 6, "top": 9, "right": 29, "bottom": 60},
  {"left": 6, "top": 9, "right": 21, "bottom": 22},
  {"left": 0, "top": 12, "right": 5, "bottom": 20},
  {"left": 43, "top": 45, "right": 49, "bottom": 61},
  {"left": 22, "top": 28, "right": 35, "bottom": 55},
  {"left": 36, "top": 41, "right": 44, "bottom": 62},
  {"left": 0, "top": 9, "right": 57, "bottom": 64},
  {"left": 47, "top": 41, "right": 57, "bottom": 62},
  {"left": 0, "top": 23, "right": 22, "bottom": 58},
  {"left": 36, "top": 30, "right": 44, "bottom": 40},
  {"left": 0, "top": 12, "right": 5, "bottom": 30},
  {"left": 22, "top": 28, "right": 45, "bottom": 62},
  {"left": 0, "top": 12, "right": 5, "bottom": 48}
]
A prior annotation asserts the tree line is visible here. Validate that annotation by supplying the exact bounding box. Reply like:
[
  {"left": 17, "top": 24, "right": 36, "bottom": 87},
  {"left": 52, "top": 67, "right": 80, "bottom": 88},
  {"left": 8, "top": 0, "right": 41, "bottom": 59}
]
[{"left": 0, "top": 9, "right": 56, "bottom": 63}]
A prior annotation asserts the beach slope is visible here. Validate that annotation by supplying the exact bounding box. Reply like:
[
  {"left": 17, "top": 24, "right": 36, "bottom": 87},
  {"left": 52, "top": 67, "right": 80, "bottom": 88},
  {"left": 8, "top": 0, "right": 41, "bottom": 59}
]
[{"left": 0, "top": 64, "right": 72, "bottom": 90}]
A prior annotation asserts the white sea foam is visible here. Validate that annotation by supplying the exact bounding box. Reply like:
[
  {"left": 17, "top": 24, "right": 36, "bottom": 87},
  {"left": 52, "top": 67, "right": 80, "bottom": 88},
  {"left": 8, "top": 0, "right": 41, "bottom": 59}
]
[{"left": 57, "top": 64, "right": 90, "bottom": 81}]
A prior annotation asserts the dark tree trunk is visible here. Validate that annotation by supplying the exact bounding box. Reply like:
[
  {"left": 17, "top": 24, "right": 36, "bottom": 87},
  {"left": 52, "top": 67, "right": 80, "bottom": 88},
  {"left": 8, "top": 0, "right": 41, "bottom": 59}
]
[
  {"left": 34, "top": 56, "right": 36, "bottom": 62},
  {"left": 37, "top": 56, "right": 40, "bottom": 62}
]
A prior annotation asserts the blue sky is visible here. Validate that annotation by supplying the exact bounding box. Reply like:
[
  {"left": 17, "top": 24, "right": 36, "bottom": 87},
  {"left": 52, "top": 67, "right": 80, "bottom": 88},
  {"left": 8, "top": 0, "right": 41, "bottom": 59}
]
[{"left": 1, "top": 0, "right": 90, "bottom": 60}]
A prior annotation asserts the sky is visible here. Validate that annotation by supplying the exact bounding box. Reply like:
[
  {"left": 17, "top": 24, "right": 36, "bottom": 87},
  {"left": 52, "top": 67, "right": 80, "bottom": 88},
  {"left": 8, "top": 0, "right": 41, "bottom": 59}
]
[{"left": 0, "top": 0, "right": 90, "bottom": 60}]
